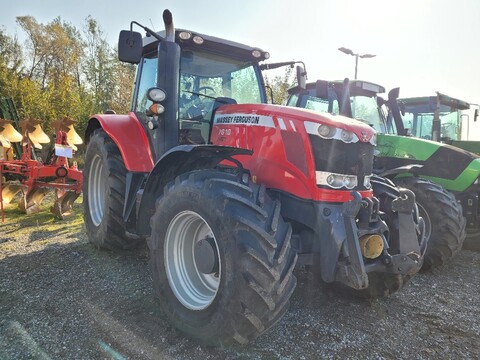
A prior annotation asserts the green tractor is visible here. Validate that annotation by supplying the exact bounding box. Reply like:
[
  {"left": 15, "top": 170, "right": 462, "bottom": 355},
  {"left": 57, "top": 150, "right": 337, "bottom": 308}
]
[{"left": 287, "top": 79, "right": 472, "bottom": 263}]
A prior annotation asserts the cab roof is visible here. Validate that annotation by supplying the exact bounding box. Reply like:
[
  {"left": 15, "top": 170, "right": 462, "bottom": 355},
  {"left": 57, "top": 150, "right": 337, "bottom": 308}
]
[
  {"left": 142, "top": 28, "right": 269, "bottom": 62},
  {"left": 399, "top": 93, "right": 470, "bottom": 113},
  {"left": 288, "top": 79, "right": 385, "bottom": 97}
]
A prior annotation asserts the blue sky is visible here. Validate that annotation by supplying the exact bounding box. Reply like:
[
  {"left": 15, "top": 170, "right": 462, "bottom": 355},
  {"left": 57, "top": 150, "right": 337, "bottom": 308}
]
[{"left": 1, "top": 0, "right": 480, "bottom": 113}]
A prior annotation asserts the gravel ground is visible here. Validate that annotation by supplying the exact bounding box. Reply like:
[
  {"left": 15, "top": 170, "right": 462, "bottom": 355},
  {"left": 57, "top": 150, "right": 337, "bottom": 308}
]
[{"left": 1, "top": 205, "right": 479, "bottom": 360}]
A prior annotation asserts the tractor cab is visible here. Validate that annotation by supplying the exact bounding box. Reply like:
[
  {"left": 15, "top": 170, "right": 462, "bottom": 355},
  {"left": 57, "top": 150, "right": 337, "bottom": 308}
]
[
  {"left": 398, "top": 93, "right": 470, "bottom": 142},
  {"left": 286, "top": 79, "right": 393, "bottom": 134},
  {"left": 397, "top": 93, "right": 480, "bottom": 155},
  {"left": 118, "top": 24, "right": 269, "bottom": 160}
]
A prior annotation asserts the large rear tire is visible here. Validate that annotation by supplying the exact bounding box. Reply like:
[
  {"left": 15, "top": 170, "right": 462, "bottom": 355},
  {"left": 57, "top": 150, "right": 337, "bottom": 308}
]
[
  {"left": 83, "top": 129, "right": 143, "bottom": 250},
  {"left": 149, "top": 170, "right": 297, "bottom": 346},
  {"left": 360, "top": 175, "right": 425, "bottom": 298},
  {"left": 394, "top": 177, "right": 465, "bottom": 270}
]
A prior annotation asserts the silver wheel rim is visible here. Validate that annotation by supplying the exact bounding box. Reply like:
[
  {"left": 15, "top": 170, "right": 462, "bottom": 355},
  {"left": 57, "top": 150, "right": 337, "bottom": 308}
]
[
  {"left": 164, "top": 210, "right": 221, "bottom": 310},
  {"left": 417, "top": 202, "right": 431, "bottom": 242},
  {"left": 88, "top": 154, "right": 106, "bottom": 227}
]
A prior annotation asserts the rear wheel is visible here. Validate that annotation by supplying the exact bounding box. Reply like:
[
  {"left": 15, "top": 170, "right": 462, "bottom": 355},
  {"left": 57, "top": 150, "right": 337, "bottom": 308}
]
[
  {"left": 394, "top": 177, "right": 465, "bottom": 270},
  {"left": 149, "top": 170, "right": 297, "bottom": 346},
  {"left": 83, "top": 129, "right": 143, "bottom": 250}
]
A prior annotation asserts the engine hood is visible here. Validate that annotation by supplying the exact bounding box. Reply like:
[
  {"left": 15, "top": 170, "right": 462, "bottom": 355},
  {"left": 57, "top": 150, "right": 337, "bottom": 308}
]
[
  {"left": 376, "top": 134, "right": 480, "bottom": 191},
  {"left": 214, "top": 103, "right": 376, "bottom": 144}
]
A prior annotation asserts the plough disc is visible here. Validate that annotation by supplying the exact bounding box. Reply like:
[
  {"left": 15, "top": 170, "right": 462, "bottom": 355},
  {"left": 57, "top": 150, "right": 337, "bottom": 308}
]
[
  {"left": 18, "top": 187, "right": 50, "bottom": 214},
  {"left": 1, "top": 183, "right": 24, "bottom": 204},
  {"left": 51, "top": 190, "right": 81, "bottom": 219}
]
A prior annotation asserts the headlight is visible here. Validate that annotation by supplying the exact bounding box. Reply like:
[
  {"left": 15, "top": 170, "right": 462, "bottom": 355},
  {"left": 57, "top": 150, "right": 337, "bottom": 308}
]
[
  {"left": 318, "top": 124, "right": 336, "bottom": 138},
  {"left": 178, "top": 31, "right": 192, "bottom": 40},
  {"left": 252, "top": 49, "right": 262, "bottom": 58},
  {"left": 340, "top": 130, "right": 355, "bottom": 143},
  {"left": 317, "top": 171, "right": 358, "bottom": 189},
  {"left": 305, "top": 121, "right": 360, "bottom": 144},
  {"left": 193, "top": 35, "right": 204, "bottom": 45},
  {"left": 147, "top": 87, "right": 166, "bottom": 102}
]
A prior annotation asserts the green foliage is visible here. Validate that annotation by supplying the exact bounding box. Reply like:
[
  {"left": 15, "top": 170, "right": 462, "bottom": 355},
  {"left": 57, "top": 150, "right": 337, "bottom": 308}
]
[
  {"left": 0, "top": 16, "right": 136, "bottom": 144},
  {"left": 264, "top": 66, "right": 296, "bottom": 105}
]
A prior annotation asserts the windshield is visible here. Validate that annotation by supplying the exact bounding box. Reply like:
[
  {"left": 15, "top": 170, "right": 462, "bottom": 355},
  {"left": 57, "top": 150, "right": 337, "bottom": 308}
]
[
  {"left": 134, "top": 49, "right": 264, "bottom": 144},
  {"left": 178, "top": 50, "right": 263, "bottom": 143},
  {"left": 289, "top": 89, "right": 390, "bottom": 133},
  {"left": 350, "top": 96, "right": 387, "bottom": 133}
]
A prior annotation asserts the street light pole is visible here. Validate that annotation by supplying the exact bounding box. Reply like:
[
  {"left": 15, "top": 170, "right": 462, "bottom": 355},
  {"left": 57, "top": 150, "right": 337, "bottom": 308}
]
[{"left": 338, "top": 47, "right": 376, "bottom": 80}]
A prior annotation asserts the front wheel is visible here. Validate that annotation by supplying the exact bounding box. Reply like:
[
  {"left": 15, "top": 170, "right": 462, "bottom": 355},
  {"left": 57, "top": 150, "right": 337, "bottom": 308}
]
[
  {"left": 394, "top": 177, "right": 465, "bottom": 270},
  {"left": 149, "top": 170, "right": 297, "bottom": 346}
]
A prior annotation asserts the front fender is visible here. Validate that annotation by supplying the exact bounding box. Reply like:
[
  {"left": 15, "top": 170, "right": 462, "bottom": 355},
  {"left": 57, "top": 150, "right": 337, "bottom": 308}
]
[
  {"left": 85, "top": 112, "right": 154, "bottom": 172},
  {"left": 136, "top": 144, "right": 252, "bottom": 236}
]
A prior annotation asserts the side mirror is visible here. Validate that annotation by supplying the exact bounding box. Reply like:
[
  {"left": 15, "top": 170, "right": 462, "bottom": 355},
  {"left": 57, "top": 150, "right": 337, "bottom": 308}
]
[
  {"left": 118, "top": 30, "right": 143, "bottom": 64},
  {"left": 296, "top": 65, "right": 306, "bottom": 89},
  {"left": 475, "top": 108, "right": 479, "bottom": 122},
  {"left": 315, "top": 80, "right": 329, "bottom": 99}
]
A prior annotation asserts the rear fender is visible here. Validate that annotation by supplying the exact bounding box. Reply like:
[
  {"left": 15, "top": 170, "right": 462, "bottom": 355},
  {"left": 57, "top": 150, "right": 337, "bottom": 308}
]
[
  {"left": 85, "top": 113, "right": 154, "bottom": 172},
  {"left": 136, "top": 145, "right": 252, "bottom": 236}
]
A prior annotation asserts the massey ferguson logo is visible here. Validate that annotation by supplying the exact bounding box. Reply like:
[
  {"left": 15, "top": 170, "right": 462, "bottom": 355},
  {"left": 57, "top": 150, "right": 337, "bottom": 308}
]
[
  {"left": 214, "top": 113, "right": 275, "bottom": 128},
  {"left": 361, "top": 131, "right": 369, "bottom": 142}
]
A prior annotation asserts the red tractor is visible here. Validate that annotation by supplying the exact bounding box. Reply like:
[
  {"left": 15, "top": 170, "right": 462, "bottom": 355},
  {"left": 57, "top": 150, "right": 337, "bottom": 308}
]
[{"left": 83, "top": 10, "right": 426, "bottom": 345}]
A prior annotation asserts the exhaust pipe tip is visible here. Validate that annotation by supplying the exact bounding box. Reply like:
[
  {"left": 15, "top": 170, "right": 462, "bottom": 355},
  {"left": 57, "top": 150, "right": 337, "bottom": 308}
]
[
  {"left": 163, "top": 9, "right": 174, "bottom": 42},
  {"left": 359, "top": 234, "right": 384, "bottom": 259},
  {"left": 163, "top": 9, "right": 172, "bottom": 25}
]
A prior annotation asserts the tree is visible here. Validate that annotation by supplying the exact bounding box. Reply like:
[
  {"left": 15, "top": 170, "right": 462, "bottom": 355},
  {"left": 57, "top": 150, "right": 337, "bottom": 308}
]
[
  {"left": 264, "top": 66, "right": 296, "bottom": 105},
  {"left": 83, "top": 16, "right": 116, "bottom": 112},
  {"left": 0, "top": 28, "right": 24, "bottom": 98},
  {"left": 0, "top": 15, "right": 135, "bottom": 145}
]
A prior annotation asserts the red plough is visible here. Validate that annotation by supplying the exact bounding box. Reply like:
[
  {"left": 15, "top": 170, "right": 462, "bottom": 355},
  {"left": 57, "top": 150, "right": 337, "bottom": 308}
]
[{"left": 0, "top": 117, "right": 83, "bottom": 220}]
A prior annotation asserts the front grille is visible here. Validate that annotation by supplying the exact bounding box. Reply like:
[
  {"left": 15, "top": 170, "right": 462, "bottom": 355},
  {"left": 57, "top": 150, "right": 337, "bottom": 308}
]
[{"left": 309, "top": 135, "right": 374, "bottom": 191}]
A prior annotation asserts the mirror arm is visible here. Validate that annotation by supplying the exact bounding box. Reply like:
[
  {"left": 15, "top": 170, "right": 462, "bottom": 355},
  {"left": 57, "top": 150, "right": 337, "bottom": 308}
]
[{"left": 130, "top": 21, "right": 165, "bottom": 42}]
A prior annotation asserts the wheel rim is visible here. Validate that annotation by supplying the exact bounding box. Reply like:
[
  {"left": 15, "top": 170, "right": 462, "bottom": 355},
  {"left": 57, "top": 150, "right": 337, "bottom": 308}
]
[
  {"left": 417, "top": 202, "right": 431, "bottom": 242},
  {"left": 88, "top": 154, "right": 106, "bottom": 227},
  {"left": 164, "top": 210, "right": 221, "bottom": 310}
]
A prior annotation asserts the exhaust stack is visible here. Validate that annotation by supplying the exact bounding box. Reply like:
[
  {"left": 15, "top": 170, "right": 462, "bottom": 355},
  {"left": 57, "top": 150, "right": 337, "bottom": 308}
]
[{"left": 163, "top": 10, "right": 174, "bottom": 42}]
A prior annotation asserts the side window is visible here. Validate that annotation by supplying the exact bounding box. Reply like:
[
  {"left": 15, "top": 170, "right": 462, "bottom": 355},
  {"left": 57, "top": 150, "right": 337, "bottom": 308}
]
[
  {"left": 134, "top": 57, "right": 158, "bottom": 113},
  {"left": 402, "top": 112, "right": 414, "bottom": 135},
  {"left": 230, "top": 67, "right": 261, "bottom": 103},
  {"left": 440, "top": 112, "right": 459, "bottom": 140},
  {"left": 286, "top": 93, "right": 299, "bottom": 107}
]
